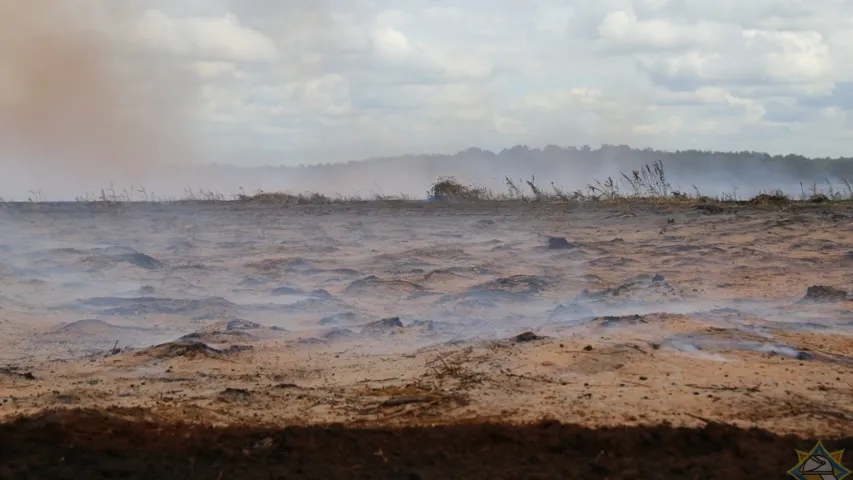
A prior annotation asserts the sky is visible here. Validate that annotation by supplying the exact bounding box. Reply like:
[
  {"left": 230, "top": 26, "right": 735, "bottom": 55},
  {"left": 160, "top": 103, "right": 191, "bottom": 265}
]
[
  {"left": 134, "top": 0, "right": 853, "bottom": 165},
  {"left": 2, "top": 0, "right": 853, "bottom": 179}
]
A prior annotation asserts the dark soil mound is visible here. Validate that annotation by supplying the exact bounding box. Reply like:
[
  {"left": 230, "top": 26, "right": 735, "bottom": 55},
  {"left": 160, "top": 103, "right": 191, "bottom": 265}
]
[
  {"left": 1, "top": 409, "right": 851, "bottom": 479},
  {"left": 798, "top": 285, "right": 848, "bottom": 304},
  {"left": 361, "top": 317, "right": 404, "bottom": 336},
  {"left": 515, "top": 331, "right": 543, "bottom": 342},
  {"left": 117, "top": 252, "right": 166, "bottom": 270},
  {"left": 547, "top": 236, "right": 577, "bottom": 249},
  {"left": 139, "top": 340, "right": 251, "bottom": 360},
  {"left": 0, "top": 367, "right": 35, "bottom": 381},
  {"left": 345, "top": 276, "right": 424, "bottom": 295},
  {"left": 79, "top": 296, "right": 236, "bottom": 317},
  {"left": 469, "top": 275, "right": 548, "bottom": 296}
]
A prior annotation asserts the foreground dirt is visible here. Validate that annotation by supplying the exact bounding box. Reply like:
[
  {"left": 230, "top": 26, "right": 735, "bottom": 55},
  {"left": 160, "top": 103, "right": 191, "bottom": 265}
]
[
  {"left": 1, "top": 201, "right": 853, "bottom": 477},
  {"left": 2, "top": 409, "right": 851, "bottom": 479}
]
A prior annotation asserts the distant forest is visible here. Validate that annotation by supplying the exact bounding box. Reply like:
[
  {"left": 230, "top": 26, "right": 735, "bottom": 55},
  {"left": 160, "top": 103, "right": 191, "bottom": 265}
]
[
  {"left": 204, "top": 145, "right": 853, "bottom": 197},
  {"left": 286, "top": 145, "right": 853, "bottom": 180}
]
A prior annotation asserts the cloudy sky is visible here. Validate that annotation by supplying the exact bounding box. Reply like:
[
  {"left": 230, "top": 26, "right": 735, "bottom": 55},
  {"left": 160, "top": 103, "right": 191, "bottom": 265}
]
[{"left": 9, "top": 0, "right": 853, "bottom": 171}]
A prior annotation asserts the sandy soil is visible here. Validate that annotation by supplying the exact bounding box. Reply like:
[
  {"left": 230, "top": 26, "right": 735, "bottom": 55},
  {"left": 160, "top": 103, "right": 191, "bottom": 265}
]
[{"left": 1, "top": 201, "right": 852, "bottom": 478}]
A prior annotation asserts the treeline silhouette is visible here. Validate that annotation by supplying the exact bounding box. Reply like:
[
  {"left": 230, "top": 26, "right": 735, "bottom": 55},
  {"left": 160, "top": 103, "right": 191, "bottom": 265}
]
[{"left": 285, "top": 145, "right": 853, "bottom": 180}]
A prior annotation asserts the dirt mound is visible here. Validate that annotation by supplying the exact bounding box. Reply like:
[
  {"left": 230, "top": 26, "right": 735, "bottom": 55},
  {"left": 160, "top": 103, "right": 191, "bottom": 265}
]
[
  {"left": 579, "top": 274, "right": 677, "bottom": 302},
  {"left": 597, "top": 314, "right": 647, "bottom": 327},
  {"left": 469, "top": 275, "right": 548, "bottom": 297},
  {"left": 78, "top": 296, "right": 236, "bottom": 317},
  {"left": 548, "top": 302, "right": 595, "bottom": 323},
  {"left": 269, "top": 286, "right": 305, "bottom": 296},
  {"left": 422, "top": 269, "right": 464, "bottom": 282},
  {"left": 0, "top": 367, "right": 35, "bottom": 381},
  {"left": 547, "top": 236, "right": 578, "bottom": 249},
  {"left": 319, "top": 312, "right": 359, "bottom": 326},
  {"left": 1, "top": 409, "right": 850, "bottom": 480},
  {"left": 345, "top": 275, "right": 425, "bottom": 295},
  {"left": 81, "top": 251, "right": 167, "bottom": 271},
  {"left": 361, "top": 317, "right": 405, "bottom": 336},
  {"left": 798, "top": 285, "right": 848, "bottom": 304},
  {"left": 321, "top": 328, "right": 358, "bottom": 341},
  {"left": 37, "top": 319, "right": 164, "bottom": 352},
  {"left": 45, "top": 319, "right": 147, "bottom": 337},
  {"left": 137, "top": 340, "right": 251, "bottom": 360},
  {"left": 179, "top": 318, "right": 289, "bottom": 344},
  {"left": 515, "top": 331, "right": 544, "bottom": 342},
  {"left": 179, "top": 329, "right": 254, "bottom": 344}
]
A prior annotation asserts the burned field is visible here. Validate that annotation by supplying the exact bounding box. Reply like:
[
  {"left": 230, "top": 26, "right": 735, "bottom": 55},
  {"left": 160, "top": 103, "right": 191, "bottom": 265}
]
[{"left": 1, "top": 200, "right": 853, "bottom": 478}]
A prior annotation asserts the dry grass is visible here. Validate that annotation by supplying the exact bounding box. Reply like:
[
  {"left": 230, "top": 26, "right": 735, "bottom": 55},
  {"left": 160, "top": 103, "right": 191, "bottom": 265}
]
[
  {"left": 5, "top": 162, "right": 853, "bottom": 206},
  {"left": 424, "top": 161, "right": 853, "bottom": 206}
]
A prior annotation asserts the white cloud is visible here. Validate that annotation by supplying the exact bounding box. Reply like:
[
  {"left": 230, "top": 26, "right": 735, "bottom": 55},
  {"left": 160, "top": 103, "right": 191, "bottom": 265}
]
[
  {"left": 136, "top": 10, "right": 278, "bottom": 62},
  {"left": 371, "top": 27, "right": 411, "bottom": 58},
  {"left": 63, "top": 1, "right": 853, "bottom": 163},
  {"left": 596, "top": 9, "right": 722, "bottom": 52}
]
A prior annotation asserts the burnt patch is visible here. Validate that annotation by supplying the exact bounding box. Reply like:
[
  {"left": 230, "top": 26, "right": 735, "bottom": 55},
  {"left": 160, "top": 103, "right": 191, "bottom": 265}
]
[
  {"left": 1, "top": 410, "right": 851, "bottom": 480},
  {"left": 361, "top": 317, "right": 405, "bottom": 336}
]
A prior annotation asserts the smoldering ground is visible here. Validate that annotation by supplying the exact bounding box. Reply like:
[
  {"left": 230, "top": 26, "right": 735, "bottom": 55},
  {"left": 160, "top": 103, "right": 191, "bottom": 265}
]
[
  {"left": 1, "top": 200, "right": 852, "bottom": 361},
  {"left": 2, "top": 201, "right": 853, "bottom": 441}
]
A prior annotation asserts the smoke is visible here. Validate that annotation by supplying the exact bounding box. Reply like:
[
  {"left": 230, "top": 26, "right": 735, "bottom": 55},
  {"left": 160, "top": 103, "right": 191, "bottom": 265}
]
[{"left": 0, "top": 0, "right": 198, "bottom": 198}]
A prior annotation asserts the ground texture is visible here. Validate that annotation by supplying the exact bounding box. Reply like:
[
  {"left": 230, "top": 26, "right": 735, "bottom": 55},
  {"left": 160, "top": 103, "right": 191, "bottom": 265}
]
[
  {"left": 3, "top": 410, "right": 853, "bottom": 479},
  {"left": 1, "top": 201, "right": 852, "bottom": 478}
]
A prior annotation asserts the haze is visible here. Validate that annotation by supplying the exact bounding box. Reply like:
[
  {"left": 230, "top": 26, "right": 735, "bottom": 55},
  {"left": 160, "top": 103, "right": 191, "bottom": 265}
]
[{"left": 1, "top": 0, "right": 852, "bottom": 200}]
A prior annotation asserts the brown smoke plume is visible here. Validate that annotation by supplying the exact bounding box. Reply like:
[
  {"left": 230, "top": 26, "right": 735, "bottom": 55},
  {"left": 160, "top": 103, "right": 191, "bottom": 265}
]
[{"left": 0, "top": 1, "right": 198, "bottom": 194}]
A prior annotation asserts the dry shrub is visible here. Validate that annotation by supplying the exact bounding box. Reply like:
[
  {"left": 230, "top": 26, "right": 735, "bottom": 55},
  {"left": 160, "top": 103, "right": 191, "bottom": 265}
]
[
  {"left": 427, "top": 177, "right": 492, "bottom": 201},
  {"left": 235, "top": 190, "right": 334, "bottom": 205},
  {"left": 747, "top": 190, "right": 790, "bottom": 205}
]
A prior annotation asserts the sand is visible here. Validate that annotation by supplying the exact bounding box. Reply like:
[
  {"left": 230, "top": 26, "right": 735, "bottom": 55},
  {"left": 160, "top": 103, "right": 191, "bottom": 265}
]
[{"left": 1, "top": 200, "right": 852, "bottom": 478}]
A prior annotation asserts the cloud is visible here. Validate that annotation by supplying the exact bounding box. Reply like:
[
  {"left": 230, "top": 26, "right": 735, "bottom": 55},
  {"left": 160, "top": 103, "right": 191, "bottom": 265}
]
[
  {"left": 136, "top": 10, "right": 278, "bottom": 62},
  {"left": 596, "top": 9, "right": 723, "bottom": 52}
]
